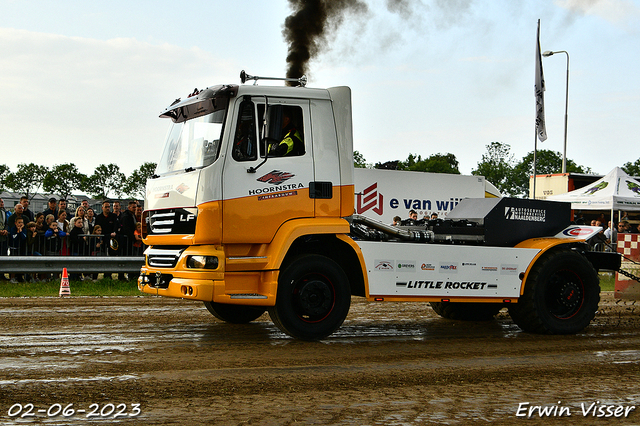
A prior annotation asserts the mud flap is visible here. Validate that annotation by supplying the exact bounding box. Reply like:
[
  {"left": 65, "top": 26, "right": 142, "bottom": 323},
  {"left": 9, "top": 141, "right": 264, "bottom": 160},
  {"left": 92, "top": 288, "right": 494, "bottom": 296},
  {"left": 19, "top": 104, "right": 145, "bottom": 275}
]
[{"left": 583, "top": 251, "right": 621, "bottom": 272}]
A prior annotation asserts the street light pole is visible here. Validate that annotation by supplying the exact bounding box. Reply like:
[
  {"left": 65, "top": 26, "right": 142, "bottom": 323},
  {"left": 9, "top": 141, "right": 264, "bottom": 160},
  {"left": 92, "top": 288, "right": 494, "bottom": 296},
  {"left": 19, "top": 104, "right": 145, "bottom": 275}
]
[{"left": 542, "top": 50, "right": 569, "bottom": 173}]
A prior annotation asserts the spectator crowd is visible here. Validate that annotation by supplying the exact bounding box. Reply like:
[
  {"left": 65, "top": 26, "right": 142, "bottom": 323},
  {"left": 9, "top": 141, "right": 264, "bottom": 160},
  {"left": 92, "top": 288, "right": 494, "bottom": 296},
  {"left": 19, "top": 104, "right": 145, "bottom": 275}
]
[{"left": 0, "top": 196, "right": 144, "bottom": 283}]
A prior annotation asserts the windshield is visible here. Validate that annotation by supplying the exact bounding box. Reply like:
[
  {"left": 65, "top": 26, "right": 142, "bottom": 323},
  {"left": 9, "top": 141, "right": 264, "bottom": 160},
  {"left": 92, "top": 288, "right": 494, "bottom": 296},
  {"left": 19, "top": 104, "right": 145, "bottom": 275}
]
[{"left": 155, "top": 109, "right": 226, "bottom": 176}]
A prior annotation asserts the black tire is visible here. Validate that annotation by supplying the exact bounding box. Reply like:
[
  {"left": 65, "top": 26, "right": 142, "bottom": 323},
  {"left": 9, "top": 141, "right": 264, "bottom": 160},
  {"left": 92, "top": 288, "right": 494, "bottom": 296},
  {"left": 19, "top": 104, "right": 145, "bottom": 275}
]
[
  {"left": 430, "top": 301, "right": 503, "bottom": 321},
  {"left": 508, "top": 248, "right": 600, "bottom": 334},
  {"left": 203, "top": 301, "right": 266, "bottom": 324},
  {"left": 268, "top": 254, "right": 351, "bottom": 340}
]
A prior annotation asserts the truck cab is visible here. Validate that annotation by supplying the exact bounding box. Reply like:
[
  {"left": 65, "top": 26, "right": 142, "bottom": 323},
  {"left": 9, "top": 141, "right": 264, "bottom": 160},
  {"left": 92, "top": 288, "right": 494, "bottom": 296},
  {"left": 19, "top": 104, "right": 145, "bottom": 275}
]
[{"left": 140, "top": 80, "right": 356, "bottom": 311}]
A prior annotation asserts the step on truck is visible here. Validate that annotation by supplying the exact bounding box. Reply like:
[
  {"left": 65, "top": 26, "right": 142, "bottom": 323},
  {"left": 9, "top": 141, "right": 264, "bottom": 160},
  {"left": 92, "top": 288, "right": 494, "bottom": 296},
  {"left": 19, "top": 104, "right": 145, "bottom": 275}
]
[{"left": 138, "top": 71, "right": 620, "bottom": 340}]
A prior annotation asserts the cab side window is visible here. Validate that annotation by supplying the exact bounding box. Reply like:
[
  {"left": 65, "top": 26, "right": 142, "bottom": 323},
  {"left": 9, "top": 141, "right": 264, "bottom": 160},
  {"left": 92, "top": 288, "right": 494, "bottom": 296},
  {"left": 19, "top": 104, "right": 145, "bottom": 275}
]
[
  {"left": 232, "top": 99, "right": 258, "bottom": 162},
  {"left": 258, "top": 105, "right": 305, "bottom": 158}
]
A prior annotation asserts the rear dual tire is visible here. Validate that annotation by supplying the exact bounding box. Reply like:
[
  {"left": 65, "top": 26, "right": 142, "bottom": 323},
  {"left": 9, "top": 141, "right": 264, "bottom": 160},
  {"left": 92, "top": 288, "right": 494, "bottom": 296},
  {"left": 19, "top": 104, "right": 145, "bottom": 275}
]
[{"left": 508, "top": 249, "right": 600, "bottom": 334}]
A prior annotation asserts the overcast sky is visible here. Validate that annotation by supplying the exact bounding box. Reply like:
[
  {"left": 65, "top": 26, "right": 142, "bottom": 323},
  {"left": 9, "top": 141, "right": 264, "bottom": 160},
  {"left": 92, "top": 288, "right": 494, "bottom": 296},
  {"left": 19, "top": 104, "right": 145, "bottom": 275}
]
[{"left": 1, "top": 0, "right": 639, "bottom": 177}]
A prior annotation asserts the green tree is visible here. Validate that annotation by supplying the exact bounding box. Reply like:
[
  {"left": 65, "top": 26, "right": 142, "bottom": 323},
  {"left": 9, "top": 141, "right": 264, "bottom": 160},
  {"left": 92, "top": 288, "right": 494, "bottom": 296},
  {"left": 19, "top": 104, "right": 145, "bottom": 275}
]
[
  {"left": 622, "top": 159, "right": 640, "bottom": 176},
  {"left": 0, "top": 164, "right": 9, "bottom": 192},
  {"left": 123, "top": 162, "right": 157, "bottom": 199},
  {"left": 43, "top": 163, "right": 87, "bottom": 200},
  {"left": 471, "top": 142, "right": 516, "bottom": 196},
  {"left": 83, "top": 163, "right": 126, "bottom": 200},
  {"left": 353, "top": 150, "right": 368, "bottom": 168},
  {"left": 511, "top": 150, "right": 589, "bottom": 198},
  {"left": 398, "top": 153, "right": 460, "bottom": 174},
  {"left": 374, "top": 160, "right": 400, "bottom": 169},
  {"left": 4, "top": 163, "right": 48, "bottom": 199}
]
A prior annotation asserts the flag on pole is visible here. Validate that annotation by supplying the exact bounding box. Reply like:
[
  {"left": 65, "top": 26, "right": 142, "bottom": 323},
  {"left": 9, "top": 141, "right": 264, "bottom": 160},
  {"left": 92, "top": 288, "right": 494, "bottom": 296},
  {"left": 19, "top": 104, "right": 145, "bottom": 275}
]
[{"left": 535, "top": 19, "right": 547, "bottom": 142}]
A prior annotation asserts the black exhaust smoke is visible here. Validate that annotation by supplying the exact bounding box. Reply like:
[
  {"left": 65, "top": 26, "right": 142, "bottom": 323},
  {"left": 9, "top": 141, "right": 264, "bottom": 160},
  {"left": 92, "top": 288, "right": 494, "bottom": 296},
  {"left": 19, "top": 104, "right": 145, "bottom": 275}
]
[{"left": 282, "top": 0, "right": 368, "bottom": 85}]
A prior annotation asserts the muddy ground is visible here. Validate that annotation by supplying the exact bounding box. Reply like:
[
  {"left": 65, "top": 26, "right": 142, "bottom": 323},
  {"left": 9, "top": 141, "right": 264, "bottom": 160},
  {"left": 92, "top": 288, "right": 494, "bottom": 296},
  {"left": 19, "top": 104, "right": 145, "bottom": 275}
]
[{"left": 0, "top": 293, "right": 639, "bottom": 425}]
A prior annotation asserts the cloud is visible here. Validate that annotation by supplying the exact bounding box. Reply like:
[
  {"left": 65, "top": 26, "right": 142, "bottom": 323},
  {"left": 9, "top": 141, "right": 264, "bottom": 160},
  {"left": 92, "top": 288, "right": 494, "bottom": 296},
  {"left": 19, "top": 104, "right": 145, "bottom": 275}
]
[
  {"left": 0, "top": 28, "right": 236, "bottom": 174},
  {"left": 0, "top": 28, "right": 233, "bottom": 112},
  {"left": 555, "top": 0, "right": 640, "bottom": 28}
]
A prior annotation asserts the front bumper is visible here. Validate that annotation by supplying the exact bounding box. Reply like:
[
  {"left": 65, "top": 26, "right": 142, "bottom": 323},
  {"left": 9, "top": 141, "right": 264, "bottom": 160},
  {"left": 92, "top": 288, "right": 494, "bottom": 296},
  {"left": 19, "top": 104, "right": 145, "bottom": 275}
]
[{"left": 138, "top": 245, "right": 278, "bottom": 306}]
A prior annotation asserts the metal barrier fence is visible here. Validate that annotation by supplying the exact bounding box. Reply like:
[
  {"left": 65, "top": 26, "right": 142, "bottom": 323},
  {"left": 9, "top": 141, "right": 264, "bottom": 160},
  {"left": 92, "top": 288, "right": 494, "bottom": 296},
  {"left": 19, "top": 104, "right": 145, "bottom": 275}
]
[
  {"left": 5, "top": 234, "right": 143, "bottom": 257},
  {"left": 0, "top": 256, "right": 144, "bottom": 274},
  {"left": 1, "top": 234, "right": 144, "bottom": 274}
]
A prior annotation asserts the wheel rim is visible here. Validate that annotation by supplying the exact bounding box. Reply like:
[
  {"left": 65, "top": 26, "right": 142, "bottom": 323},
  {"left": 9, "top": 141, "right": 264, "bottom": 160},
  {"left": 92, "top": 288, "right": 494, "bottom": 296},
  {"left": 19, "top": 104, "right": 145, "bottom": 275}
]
[
  {"left": 291, "top": 273, "right": 335, "bottom": 323},
  {"left": 545, "top": 269, "right": 584, "bottom": 319}
]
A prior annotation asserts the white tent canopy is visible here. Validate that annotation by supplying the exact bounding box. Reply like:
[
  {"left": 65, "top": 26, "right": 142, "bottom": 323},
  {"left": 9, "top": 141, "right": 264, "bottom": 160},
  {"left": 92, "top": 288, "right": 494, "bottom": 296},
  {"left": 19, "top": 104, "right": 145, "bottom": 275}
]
[{"left": 546, "top": 167, "right": 640, "bottom": 211}]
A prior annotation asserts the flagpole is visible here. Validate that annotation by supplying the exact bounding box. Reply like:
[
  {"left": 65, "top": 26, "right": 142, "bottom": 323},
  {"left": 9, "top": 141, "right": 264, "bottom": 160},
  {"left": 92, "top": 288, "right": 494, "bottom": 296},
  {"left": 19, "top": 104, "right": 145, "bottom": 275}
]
[
  {"left": 533, "top": 19, "right": 547, "bottom": 199},
  {"left": 533, "top": 129, "right": 537, "bottom": 199}
]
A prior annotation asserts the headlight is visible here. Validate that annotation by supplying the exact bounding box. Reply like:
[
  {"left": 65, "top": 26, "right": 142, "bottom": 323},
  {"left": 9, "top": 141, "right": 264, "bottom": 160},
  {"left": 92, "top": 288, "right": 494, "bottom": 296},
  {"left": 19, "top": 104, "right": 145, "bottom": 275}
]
[{"left": 186, "top": 255, "right": 219, "bottom": 270}]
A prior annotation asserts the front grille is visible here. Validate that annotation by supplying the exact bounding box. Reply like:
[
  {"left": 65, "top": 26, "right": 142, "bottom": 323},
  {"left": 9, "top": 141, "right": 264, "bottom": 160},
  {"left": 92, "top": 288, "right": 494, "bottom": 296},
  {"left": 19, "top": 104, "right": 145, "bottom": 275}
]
[
  {"left": 149, "top": 211, "right": 175, "bottom": 234},
  {"left": 147, "top": 247, "right": 186, "bottom": 268},
  {"left": 146, "top": 208, "right": 197, "bottom": 236}
]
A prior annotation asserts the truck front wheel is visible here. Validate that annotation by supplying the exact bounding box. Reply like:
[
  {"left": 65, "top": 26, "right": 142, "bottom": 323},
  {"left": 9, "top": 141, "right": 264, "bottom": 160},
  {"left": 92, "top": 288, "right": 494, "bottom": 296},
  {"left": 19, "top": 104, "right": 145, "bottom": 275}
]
[
  {"left": 269, "top": 254, "right": 351, "bottom": 340},
  {"left": 203, "top": 302, "right": 266, "bottom": 324},
  {"left": 508, "top": 248, "right": 600, "bottom": 334}
]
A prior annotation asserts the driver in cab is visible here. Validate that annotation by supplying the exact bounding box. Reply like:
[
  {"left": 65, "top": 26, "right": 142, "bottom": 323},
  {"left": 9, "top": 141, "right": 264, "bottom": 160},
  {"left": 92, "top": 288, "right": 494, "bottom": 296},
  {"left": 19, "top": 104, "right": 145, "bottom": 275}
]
[{"left": 268, "top": 111, "right": 303, "bottom": 157}]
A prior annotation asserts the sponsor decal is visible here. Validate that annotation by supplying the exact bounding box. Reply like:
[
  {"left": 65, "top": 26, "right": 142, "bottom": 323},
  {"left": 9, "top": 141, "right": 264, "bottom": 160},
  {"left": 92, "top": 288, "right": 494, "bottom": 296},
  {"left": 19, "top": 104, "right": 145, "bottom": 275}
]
[
  {"left": 482, "top": 266, "right": 498, "bottom": 272},
  {"left": 583, "top": 181, "right": 608, "bottom": 195},
  {"left": 389, "top": 198, "right": 461, "bottom": 213},
  {"left": 421, "top": 263, "right": 436, "bottom": 271},
  {"left": 504, "top": 206, "right": 546, "bottom": 222},
  {"left": 257, "top": 190, "right": 298, "bottom": 201},
  {"left": 396, "top": 261, "right": 416, "bottom": 272},
  {"left": 356, "top": 182, "right": 384, "bottom": 215},
  {"left": 461, "top": 262, "right": 476, "bottom": 267},
  {"left": 627, "top": 180, "right": 640, "bottom": 195},
  {"left": 562, "top": 227, "right": 597, "bottom": 237},
  {"left": 179, "top": 213, "right": 195, "bottom": 222},
  {"left": 374, "top": 260, "right": 394, "bottom": 271},
  {"left": 501, "top": 264, "right": 519, "bottom": 275},
  {"left": 257, "top": 170, "right": 295, "bottom": 185},
  {"left": 175, "top": 183, "right": 189, "bottom": 194},
  {"left": 249, "top": 182, "right": 303, "bottom": 196},
  {"left": 151, "top": 184, "right": 173, "bottom": 192},
  {"left": 154, "top": 192, "right": 170, "bottom": 199},
  {"left": 397, "top": 280, "right": 487, "bottom": 290},
  {"left": 439, "top": 263, "right": 458, "bottom": 273}
]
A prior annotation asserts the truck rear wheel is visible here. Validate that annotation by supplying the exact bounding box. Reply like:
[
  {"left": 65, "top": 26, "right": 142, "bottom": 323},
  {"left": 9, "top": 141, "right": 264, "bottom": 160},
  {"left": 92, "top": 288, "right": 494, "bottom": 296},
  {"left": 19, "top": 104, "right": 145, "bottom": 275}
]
[
  {"left": 269, "top": 254, "right": 351, "bottom": 341},
  {"left": 508, "top": 248, "right": 600, "bottom": 334},
  {"left": 430, "top": 302, "right": 503, "bottom": 321},
  {"left": 203, "top": 302, "right": 266, "bottom": 324}
]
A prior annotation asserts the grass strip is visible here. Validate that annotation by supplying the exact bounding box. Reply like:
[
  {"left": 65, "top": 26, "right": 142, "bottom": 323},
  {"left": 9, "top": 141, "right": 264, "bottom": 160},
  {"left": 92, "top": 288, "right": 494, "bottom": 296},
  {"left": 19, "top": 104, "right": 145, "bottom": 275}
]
[
  {"left": 0, "top": 277, "right": 144, "bottom": 297},
  {"left": 598, "top": 272, "right": 615, "bottom": 292}
]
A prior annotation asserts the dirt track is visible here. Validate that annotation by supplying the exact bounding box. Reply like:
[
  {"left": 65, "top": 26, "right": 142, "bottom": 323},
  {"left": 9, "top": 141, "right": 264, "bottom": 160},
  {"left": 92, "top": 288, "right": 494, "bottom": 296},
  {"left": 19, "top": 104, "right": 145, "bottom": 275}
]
[{"left": 1, "top": 293, "right": 639, "bottom": 425}]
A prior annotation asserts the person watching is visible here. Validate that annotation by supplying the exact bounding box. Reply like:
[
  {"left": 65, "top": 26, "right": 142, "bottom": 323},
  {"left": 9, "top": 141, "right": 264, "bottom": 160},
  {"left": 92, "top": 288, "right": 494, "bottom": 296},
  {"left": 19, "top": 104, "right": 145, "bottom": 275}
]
[
  {"left": 0, "top": 198, "right": 10, "bottom": 264},
  {"left": 58, "top": 199, "right": 72, "bottom": 219},
  {"left": 401, "top": 210, "right": 419, "bottom": 226},
  {"left": 20, "top": 196, "right": 35, "bottom": 223},
  {"left": 43, "top": 197, "right": 58, "bottom": 219},
  {"left": 7, "top": 204, "right": 28, "bottom": 230},
  {"left": 9, "top": 217, "right": 27, "bottom": 282}
]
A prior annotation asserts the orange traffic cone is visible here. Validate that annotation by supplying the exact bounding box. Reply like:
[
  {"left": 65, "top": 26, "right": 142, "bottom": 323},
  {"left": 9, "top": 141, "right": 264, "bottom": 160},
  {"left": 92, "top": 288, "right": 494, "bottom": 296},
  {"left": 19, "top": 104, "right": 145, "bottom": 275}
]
[{"left": 59, "top": 268, "right": 71, "bottom": 297}]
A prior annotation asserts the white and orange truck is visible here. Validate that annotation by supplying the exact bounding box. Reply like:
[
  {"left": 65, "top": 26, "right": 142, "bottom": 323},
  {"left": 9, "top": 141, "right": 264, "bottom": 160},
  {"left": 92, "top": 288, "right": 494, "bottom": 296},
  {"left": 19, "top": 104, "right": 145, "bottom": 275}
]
[{"left": 138, "top": 71, "right": 620, "bottom": 340}]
